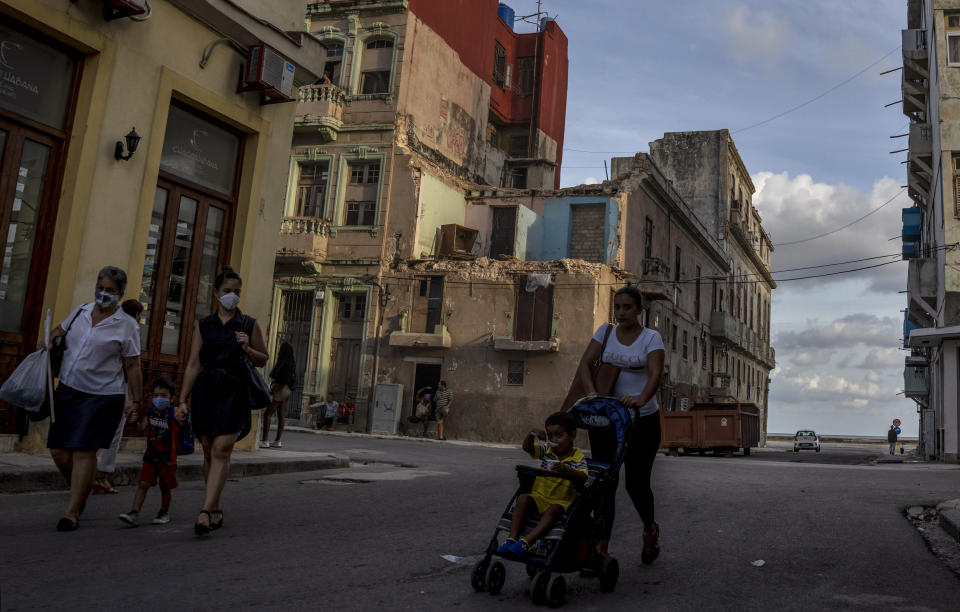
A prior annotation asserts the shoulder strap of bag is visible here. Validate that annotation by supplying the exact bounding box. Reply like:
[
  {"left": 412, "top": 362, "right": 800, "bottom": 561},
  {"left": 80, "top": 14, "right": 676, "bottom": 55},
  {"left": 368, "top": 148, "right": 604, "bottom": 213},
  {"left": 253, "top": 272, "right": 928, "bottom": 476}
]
[
  {"left": 595, "top": 324, "right": 614, "bottom": 366},
  {"left": 65, "top": 304, "right": 86, "bottom": 332}
]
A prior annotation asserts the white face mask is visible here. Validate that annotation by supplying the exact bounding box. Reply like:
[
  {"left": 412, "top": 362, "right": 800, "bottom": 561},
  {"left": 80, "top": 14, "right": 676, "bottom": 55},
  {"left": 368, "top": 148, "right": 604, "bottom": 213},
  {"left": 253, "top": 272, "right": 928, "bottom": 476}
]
[
  {"left": 95, "top": 290, "right": 119, "bottom": 309},
  {"left": 218, "top": 292, "right": 240, "bottom": 311}
]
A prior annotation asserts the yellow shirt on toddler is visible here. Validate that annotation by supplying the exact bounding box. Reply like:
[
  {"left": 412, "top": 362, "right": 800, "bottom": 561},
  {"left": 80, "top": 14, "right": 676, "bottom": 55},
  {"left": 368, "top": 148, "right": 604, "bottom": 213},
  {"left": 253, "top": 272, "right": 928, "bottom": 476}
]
[{"left": 529, "top": 442, "right": 588, "bottom": 512}]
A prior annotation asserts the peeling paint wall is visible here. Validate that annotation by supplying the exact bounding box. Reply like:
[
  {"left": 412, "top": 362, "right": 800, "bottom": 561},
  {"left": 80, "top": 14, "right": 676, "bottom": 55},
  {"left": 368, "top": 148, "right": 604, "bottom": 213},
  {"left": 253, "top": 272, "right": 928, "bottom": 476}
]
[
  {"left": 414, "top": 173, "right": 468, "bottom": 257},
  {"left": 540, "top": 196, "right": 619, "bottom": 263}
]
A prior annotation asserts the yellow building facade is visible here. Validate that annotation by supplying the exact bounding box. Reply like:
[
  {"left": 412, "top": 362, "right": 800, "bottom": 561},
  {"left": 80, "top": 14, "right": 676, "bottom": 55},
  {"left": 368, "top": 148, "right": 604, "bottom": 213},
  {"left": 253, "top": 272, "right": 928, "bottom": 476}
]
[{"left": 0, "top": 0, "right": 321, "bottom": 451}]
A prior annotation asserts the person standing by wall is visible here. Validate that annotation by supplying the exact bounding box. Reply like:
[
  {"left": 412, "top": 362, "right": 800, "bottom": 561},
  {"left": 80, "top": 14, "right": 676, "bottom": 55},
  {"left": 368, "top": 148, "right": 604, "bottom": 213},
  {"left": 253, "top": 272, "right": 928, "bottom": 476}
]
[
  {"left": 888, "top": 425, "right": 898, "bottom": 456},
  {"left": 433, "top": 380, "right": 454, "bottom": 441},
  {"left": 93, "top": 299, "right": 145, "bottom": 494},
  {"left": 46, "top": 266, "right": 143, "bottom": 531},
  {"left": 261, "top": 341, "right": 295, "bottom": 448},
  {"left": 177, "top": 267, "right": 268, "bottom": 536}
]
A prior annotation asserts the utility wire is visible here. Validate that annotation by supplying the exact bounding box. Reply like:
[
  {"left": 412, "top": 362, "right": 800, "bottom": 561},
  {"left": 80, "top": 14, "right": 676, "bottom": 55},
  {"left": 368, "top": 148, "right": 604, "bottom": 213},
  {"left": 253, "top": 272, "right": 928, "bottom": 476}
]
[
  {"left": 732, "top": 46, "right": 901, "bottom": 134},
  {"left": 773, "top": 187, "right": 907, "bottom": 246}
]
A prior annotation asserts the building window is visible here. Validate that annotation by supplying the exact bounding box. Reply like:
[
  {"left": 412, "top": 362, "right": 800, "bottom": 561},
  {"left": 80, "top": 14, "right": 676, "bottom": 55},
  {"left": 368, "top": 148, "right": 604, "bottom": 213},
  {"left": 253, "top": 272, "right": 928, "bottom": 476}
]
[
  {"left": 490, "top": 206, "right": 517, "bottom": 259},
  {"left": 344, "top": 161, "right": 380, "bottom": 226},
  {"left": 674, "top": 246, "right": 682, "bottom": 281},
  {"left": 507, "top": 360, "right": 524, "bottom": 385},
  {"left": 508, "top": 166, "right": 528, "bottom": 189},
  {"left": 345, "top": 201, "right": 375, "bottom": 226},
  {"left": 682, "top": 330, "right": 689, "bottom": 359},
  {"left": 515, "top": 274, "right": 553, "bottom": 341},
  {"left": 493, "top": 42, "right": 507, "bottom": 88},
  {"left": 296, "top": 162, "right": 328, "bottom": 218},
  {"left": 338, "top": 294, "right": 366, "bottom": 321},
  {"left": 644, "top": 217, "right": 654, "bottom": 259},
  {"left": 359, "top": 36, "right": 394, "bottom": 95},
  {"left": 517, "top": 57, "right": 535, "bottom": 96},
  {"left": 412, "top": 276, "right": 444, "bottom": 333},
  {"left": 695, "top": 265, "right": 701, "bottom": 321},
  {"left": 702, "top": 338, "right": 707, "bottom": 369},
  {"left": 360, "top": 71, "right": 391, "bottom": 94},
  {"left": 671, "top": 324, "right": 678, "bottom": 351},
  {"left": 322, "top": 43, "right": 343, "bottom": 84},
  {"left": 508, "top": 135, "right": 529, "bottom": 157}
]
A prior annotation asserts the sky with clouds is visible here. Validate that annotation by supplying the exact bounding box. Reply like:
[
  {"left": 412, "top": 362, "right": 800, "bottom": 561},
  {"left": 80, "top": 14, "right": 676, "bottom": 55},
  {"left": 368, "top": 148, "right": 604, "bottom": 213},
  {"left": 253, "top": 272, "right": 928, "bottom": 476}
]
[{"left": 506, "top": 0, "right": 913, "bottom": 436}]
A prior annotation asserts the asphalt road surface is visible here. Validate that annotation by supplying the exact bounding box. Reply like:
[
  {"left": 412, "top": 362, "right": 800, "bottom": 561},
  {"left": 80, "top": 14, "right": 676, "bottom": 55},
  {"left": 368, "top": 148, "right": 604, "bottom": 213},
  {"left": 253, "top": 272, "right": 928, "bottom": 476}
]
[{"left": 2, "top": 432, "right": 959, "bottom": 611}]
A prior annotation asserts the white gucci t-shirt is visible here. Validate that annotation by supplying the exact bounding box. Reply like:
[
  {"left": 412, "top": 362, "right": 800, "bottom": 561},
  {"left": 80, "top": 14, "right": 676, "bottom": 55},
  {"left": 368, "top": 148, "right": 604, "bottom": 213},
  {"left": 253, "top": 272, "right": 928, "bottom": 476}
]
[{"left": 591, "top": 324, "right": 665, "bottom": 417}]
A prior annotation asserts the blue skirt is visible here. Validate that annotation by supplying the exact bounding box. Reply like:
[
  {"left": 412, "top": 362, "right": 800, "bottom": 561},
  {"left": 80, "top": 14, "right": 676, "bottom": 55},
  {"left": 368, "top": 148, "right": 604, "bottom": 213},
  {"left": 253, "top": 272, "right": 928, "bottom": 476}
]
[{"left": 46, "top": 384, "right": 125, "bottom": 450}]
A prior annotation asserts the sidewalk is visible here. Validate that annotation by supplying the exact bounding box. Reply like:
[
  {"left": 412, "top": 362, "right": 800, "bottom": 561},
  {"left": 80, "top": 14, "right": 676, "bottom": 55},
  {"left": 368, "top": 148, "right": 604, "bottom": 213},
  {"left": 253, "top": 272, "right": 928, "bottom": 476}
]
[{"left": 0, "top": 448, "right": 349, "bottom": 494}]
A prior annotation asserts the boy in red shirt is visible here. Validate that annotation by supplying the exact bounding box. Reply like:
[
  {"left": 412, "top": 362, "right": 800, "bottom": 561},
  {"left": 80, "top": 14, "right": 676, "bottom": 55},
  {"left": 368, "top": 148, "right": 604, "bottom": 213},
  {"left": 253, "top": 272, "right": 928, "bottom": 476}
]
[{"left": 119, "top": 378, "right": 182, "bottom": 526}]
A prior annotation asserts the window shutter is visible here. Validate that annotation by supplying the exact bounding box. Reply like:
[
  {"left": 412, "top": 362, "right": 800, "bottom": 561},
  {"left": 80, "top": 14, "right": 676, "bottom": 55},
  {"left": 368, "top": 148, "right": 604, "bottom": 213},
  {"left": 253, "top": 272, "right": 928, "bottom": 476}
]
[
  {"left": 955, "top": 174, "right": 960, "bottom": 217},
  {"left": 514, "top": 276, "right": 554, "bottom": 341}
]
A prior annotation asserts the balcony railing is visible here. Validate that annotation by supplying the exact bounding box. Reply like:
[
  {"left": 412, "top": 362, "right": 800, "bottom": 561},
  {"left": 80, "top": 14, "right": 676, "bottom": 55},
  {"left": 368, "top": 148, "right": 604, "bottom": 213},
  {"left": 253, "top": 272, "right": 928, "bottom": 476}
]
[
  {"left": 296, "top": 83, "right": 345, "bottom": 142},
  {"left": 904, "top": 364, "right": 929, "bottom": 397},
  {"left": 276, "top": 216, "right": 330, "bottom": 260},
  {"left": 909, "top": 123, "right": 932, "bottom": 156},
  {"left": 637, "top": 257, "right": 670, "bottom": 301}
]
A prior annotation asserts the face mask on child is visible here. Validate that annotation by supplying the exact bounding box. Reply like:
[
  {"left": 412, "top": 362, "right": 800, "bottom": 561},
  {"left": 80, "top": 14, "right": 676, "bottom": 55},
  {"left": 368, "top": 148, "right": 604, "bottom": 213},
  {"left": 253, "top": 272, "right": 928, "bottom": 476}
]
[{"left": 152, "top": 397, "right": 171, "bottom": 410}]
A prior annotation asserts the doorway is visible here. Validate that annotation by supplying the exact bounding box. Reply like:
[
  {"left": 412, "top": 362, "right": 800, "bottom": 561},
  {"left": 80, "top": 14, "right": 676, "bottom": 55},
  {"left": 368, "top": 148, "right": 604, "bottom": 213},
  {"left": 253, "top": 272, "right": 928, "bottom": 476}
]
[{"left": 411, "top": 362, "right": 442, "bottom": 417}]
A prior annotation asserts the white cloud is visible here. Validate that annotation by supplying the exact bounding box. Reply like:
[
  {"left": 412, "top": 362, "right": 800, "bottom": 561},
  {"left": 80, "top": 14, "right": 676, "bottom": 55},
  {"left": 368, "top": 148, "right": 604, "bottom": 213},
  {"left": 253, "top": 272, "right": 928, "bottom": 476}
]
[
  {"left": 774, "top": 313, "right": 901, "bottom": 350},
  {"left": 855, "top": 347, "right": 904, "bottom": 369},
  {"left": 752, "top": 172, "right": 908, "bottom": 294},
  {"left": 583, "top": 176, "right": 599, "bottom": 185},
  {"left": 790, "top": 349, "right": 833, "bottom": 367},
  {"left": 722, "top": 5, "right": 793, "bottom": 74}
]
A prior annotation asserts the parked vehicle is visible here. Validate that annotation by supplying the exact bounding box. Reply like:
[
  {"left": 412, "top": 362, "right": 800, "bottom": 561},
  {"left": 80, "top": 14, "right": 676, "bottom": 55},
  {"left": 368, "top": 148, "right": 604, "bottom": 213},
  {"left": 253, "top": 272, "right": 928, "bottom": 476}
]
[
  {"left": 660, "top": 400, "right": 760, "bottom": 456},
  {"left": 794, "top": 430, "right": 820, "bottom": 452}
]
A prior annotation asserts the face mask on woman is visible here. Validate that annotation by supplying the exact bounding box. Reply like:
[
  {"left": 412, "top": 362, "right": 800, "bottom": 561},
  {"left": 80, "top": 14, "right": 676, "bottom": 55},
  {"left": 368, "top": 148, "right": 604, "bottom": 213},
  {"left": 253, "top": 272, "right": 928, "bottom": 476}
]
[
  {"left": 95, "top": 291, "right": 119, "bottom": 309},
  {"left": 219, "top": 292, "right": 240, "bottom": 311}
]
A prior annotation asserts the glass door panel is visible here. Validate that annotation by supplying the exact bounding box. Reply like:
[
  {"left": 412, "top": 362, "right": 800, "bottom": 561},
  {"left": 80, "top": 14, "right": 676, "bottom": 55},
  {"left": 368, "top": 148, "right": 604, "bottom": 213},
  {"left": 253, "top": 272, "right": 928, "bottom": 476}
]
[
  {"left": 194, "top": 205, "right": 224, "bottom": 324},
  {"left": 0, "top": 138, "right": 48, "bottom": 332},
  {"left": 161, "top": 195, "right": 197, "bottom": 354},
  {"left": 139, "top": 187, "right": 168, "bottom": 349}
]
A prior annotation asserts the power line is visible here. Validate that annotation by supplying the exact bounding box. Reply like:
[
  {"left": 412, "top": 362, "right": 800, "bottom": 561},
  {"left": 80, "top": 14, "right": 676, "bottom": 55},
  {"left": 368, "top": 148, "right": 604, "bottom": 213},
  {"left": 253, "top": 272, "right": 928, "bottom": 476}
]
[
  {"left": 772, "top": 188, "right": 907, "bottom": 247},
  {"left": 732, "top": 46, "right": 901, "bottom": 134}
]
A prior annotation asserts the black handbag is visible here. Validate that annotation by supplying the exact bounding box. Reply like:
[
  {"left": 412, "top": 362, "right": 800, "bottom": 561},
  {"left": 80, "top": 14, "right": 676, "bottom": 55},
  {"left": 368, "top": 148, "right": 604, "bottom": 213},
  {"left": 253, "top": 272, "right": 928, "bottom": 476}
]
[
  {"left": 241, "top": 315, "right": 271, "bottom": 410},
  {"left": 50, "top": 306, "right": 85, "bottom": 377}
]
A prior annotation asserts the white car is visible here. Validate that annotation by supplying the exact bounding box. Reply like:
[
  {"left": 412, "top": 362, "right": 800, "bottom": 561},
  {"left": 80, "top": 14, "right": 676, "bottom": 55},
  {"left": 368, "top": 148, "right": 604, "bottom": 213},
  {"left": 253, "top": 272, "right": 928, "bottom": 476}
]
[{"left": 794, "top": 430, "right": 821, "bottom": 452}]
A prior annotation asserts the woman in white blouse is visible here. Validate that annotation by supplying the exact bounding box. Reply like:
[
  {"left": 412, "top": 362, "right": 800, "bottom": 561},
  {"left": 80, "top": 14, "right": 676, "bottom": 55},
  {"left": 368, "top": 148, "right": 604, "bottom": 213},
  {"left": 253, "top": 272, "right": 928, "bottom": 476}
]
[
  {"left": 47, "top": 266, "right": 143, "bottom": 532},
  {"left": 576, "top": 285, "right": 665, "bottom": 565}
]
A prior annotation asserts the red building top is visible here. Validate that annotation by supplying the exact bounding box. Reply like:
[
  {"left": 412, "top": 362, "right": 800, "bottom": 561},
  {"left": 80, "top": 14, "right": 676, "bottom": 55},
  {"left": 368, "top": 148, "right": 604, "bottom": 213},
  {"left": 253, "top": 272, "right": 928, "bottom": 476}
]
[{"left": 408, "top": 0, "right": 568, "bottom": 188}]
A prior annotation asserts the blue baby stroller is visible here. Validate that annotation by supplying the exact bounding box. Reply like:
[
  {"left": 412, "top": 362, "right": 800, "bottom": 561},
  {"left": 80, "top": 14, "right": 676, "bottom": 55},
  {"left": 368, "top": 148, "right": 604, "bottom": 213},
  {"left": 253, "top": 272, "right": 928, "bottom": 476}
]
[{"left": 470, "top": 397, "right": 633, "bottom": 607}]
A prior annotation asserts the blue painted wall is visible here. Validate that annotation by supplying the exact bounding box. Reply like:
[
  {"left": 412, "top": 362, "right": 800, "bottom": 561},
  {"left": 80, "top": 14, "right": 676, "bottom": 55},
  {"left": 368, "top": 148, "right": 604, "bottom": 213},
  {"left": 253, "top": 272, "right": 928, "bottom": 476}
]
[{"left": 533, "top": 196, "right": 619, "bottom": 262}]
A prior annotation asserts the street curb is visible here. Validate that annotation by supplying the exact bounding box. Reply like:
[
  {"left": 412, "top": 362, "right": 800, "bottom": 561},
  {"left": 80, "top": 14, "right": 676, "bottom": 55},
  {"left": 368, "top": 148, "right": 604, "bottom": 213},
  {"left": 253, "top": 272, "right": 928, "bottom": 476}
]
[
  {"left": 0, "top": 454, "right": 350, "bottom": 494},
  {"left": 940, "top": 508, "right": 960, "bottom": 542},
  {"left": 283, "top": 425, "right": 517, "bottom": 449}
]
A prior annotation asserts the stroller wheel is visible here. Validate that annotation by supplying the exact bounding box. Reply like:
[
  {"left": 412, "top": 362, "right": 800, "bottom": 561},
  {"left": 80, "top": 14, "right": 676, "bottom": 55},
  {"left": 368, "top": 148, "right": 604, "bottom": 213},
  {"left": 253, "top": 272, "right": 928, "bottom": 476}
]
[
  {"left": 486, "top": 561, "right": 506, "bottom": 595},
  {"left": 547, "top": 573, "right": 567, "bottom": 607},
  {"left": 471, "top": 559, "right": 489, "bottom": 592},
  {"left": 531, "top": 570, "right": 550, "bottom": 605},
  {"left": 599, "top": 556, "right": 619, "bottom": 592}
]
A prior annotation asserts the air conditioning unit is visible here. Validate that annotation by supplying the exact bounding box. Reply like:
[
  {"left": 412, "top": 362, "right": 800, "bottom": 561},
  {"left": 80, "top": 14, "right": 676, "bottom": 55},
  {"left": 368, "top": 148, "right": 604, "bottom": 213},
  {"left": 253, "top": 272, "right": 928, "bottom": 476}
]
[
  {"left": 239, "top": 44, "right": 295, "bottom": 102},
  {"left": 103, "top": 0, "right": 148, "bottom": 21}
]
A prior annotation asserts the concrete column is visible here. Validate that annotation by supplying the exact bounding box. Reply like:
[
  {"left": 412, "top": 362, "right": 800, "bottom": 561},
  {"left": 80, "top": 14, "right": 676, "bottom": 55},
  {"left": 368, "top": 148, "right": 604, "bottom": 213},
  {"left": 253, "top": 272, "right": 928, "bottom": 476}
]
[{"left": 944, "top": 341, "right": 959, "bottom": 463}]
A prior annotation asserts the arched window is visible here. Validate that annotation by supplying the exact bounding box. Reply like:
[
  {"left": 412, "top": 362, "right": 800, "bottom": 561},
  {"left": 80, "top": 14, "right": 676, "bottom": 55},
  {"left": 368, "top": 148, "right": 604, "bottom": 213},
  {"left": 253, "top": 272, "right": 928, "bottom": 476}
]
[
  {"left": 320, "top": 41, "right": 344, "bottom": 86},
  {"left": 359, "top": 36, "right": 395, "bottom": 95}
]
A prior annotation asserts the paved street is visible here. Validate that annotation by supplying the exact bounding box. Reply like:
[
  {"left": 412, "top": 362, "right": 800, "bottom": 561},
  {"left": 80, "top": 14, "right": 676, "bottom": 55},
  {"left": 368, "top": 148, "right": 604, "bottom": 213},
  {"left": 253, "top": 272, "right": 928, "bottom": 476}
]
[{"left": 2, "top": 431, "right": 960, "bottom": 611}]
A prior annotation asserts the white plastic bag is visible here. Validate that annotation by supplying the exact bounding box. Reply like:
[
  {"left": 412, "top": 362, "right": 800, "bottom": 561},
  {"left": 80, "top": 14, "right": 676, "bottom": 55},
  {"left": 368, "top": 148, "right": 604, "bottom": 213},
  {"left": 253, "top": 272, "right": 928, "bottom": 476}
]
[{"left": 0, "top": 349, "right": 49, "bottom": 412}]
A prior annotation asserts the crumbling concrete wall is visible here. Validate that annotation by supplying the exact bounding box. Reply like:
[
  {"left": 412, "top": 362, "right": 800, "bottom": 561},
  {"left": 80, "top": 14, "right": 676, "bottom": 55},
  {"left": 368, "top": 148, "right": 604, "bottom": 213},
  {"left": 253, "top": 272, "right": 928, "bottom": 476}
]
[
  {"left": 376, "top": 259, "right": 618, "bottom": 443},
  {"left": 646, "top": 131, "right": 726, "bottom": 237}
]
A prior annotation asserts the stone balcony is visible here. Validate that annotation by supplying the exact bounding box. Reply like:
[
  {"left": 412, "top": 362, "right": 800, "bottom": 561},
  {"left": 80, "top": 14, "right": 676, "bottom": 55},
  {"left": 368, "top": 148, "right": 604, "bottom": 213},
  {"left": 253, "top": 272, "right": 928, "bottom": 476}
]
[
  {"left": 276, "top": 217, "right": 329, "bottom": 261},
  {"left": 637, "top": 257, "right": 670, "bottom": 301},
  {"left": 710, "top": 310, "right": 741, "bottom": 345},
  {"left": 296, "top": 83, "right": 345, "bottom": 142},
  {"left": 389, "top": 328, "right": 452, "bottom": 349}
]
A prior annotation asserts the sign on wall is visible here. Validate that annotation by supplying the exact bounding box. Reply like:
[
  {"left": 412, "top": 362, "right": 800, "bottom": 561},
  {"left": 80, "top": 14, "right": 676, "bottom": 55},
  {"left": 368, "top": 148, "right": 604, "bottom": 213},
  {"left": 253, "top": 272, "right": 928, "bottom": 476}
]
[
  {"left": 159, "top": 105, "right": 242, "bottom": 196},
  {"left": 0, "top": 22, "right": 75, "bottom": 129}
]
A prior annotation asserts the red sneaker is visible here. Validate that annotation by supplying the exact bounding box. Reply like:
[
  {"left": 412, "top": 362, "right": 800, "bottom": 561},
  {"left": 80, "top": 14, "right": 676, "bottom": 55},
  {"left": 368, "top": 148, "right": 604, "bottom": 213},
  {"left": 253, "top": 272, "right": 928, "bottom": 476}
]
[{"left": 641, "top": 522, "right": 660, "bottom": 565}]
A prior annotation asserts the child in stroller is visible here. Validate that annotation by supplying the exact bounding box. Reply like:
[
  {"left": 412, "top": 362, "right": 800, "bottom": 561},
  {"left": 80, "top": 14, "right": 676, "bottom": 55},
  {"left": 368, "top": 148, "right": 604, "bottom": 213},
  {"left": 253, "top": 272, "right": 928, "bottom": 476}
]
[
  {"left": 495, "top": 412, "right": 588, "bottom": 558},
  {"left": 471, "top": 397, "right": 633, "bottom": 607}
]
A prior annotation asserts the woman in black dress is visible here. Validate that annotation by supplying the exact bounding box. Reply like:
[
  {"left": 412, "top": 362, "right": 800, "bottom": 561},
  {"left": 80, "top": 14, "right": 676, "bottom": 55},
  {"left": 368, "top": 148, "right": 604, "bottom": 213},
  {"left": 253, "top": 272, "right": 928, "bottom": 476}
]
[{"left": 177, "top": 267, "right": 267, "bottom": 535}]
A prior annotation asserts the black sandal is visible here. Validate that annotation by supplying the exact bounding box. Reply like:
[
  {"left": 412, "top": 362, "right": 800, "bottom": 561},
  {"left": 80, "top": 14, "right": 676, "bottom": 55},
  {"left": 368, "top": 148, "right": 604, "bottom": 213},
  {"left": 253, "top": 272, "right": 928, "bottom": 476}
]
[
  {"left": 211, "top": 509, "right": 223, "bottom": 531},
  {"left": 56, "top": 517, "right": 79, "bottom": 532},
  {"left": 194, "top": 509, "right": 212, "bottom": 536}
]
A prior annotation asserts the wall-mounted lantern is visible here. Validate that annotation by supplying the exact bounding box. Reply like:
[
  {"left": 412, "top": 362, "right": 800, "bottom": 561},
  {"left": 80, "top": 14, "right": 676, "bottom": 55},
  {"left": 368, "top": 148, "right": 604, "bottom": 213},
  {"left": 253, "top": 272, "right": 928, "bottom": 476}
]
[{"left": 114, "top": 128, "right": 141, "bottom": 161}]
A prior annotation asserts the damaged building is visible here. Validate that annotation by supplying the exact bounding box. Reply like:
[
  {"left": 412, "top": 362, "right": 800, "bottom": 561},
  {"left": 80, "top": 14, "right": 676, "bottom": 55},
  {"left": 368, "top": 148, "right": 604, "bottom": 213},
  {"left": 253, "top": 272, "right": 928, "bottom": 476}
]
[{"left": 270, "top": 0, "right": 776, "bottom": 444}]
